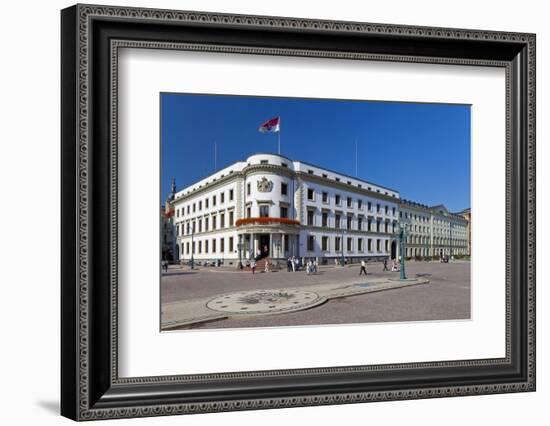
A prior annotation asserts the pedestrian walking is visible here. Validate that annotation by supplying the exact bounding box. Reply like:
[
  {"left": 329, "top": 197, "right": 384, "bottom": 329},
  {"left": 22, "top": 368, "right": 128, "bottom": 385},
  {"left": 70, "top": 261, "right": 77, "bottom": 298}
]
[
  {"left": 359, "top": 259, "right": 367, "bottom": 276},
  {"left": 251, "top": 259, "right": 256, "bottom": 274},
  {"left": 383, "top": 258, "right": 389, "bottom": 271},
  {"left": 287, "top": 257, "right": 292, "bottom": 272},
  {"left": 264, "top": 258, "right": 270, "bottom": 273}
]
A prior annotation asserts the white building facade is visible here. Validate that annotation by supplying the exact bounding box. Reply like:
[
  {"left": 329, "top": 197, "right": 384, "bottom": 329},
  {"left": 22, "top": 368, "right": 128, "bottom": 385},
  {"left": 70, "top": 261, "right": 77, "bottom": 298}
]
[
  {"left": 399, "top": 200, "right": 469, "bottom": 258},
  {"left": 170, "top": 153, "right": 401, "bottom": 266}
]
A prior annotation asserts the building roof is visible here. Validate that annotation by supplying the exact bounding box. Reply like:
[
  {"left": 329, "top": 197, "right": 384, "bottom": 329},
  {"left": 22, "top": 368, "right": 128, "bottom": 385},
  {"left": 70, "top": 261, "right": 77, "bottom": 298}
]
[{"left": 173, "top": 152, "right": 399, "bottom": 199}]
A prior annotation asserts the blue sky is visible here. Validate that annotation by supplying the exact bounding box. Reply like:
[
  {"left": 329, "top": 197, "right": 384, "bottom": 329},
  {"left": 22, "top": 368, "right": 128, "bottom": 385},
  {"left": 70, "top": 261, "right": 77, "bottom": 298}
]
[{"left": 161, "top": 93, "right": 470, "bottom": 212}]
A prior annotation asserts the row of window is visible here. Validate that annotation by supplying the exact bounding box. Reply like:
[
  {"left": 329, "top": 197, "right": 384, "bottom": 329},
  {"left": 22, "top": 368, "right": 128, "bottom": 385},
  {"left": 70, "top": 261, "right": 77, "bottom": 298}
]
[
  {"left": 401, "top": 212, "right": 467, "bottom": 228},
  {"left": 306, "top": 188, "right": 397, "bottom": 214},
  {"left": 400, "top": 211, "right": 430, "bottom": 222},
  {"left": 307, "top": 211, "right": 395, "bottom": 233},
  {"left": 432, "top": 238, "right": 468, "bottom": 246},
  {"left": 405, "top": 248, "right": 468, "bottom": 256},
  {"left": 433, "top": 218, "right": 464, "bottom": 226},
  {"left": 407, "top": 236, "right": 467, "bottom": 245},
  {"left": 307, "top": 235, "right": 389, "bottom": 253},
  {"left": 176, "top": 207, "right": 466, "bottom": 238},
  {"left": 249, "top": 204, "right": 289, "bottom": 218},
  {"left": 178, "top": 210, "right": 235, "bottom": 236},
  {"left": 175, "top": 188, "right": 235, "bottom": 218},
  {"left": 433, "top": 228, "right": 467, "bottom": 236},
  {"left": 183, "top": 236, "right": 235, "bottom": 255},
  {"left": 406, "top": 224, "right": 467, "bottom": 235}
]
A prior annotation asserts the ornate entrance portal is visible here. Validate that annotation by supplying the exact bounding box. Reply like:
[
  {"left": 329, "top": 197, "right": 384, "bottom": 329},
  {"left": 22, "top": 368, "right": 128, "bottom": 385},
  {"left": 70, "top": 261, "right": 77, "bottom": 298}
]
[{"left": 235, "top": 217, "right": 302, "bottom": 263}]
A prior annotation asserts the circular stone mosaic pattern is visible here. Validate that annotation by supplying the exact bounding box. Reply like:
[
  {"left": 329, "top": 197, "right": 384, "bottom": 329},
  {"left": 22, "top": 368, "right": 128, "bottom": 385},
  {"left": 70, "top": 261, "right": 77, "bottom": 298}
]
[{"left": 206, "top": 289, "right": 323, "bottom": 315}]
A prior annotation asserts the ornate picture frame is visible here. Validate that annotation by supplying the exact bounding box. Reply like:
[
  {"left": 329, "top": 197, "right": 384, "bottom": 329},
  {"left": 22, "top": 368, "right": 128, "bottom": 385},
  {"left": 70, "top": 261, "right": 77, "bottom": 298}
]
[{"left": 61, "top": 4, "right": 535, "bottom": 420}]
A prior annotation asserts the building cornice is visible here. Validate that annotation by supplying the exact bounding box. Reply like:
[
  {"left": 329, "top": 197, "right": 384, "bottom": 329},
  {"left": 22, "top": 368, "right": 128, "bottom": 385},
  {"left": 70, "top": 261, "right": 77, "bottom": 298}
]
[
  {"left": 172, "top": 173, "right": 243, "bottom": 204},
  {"left": 297, "top": 172, "right": 400, "bottom": 202},
  {"left": 242, "top": 163, "right": 295, "bottom": 178},
  {"left": 400, "top": 200, "right": 468, "bottom": 223}
]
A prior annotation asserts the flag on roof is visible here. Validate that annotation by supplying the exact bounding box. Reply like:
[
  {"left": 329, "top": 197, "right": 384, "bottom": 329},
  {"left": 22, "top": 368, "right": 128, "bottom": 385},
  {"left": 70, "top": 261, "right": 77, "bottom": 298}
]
[{"left": 258, "top": 116, "right": 280, "bottom": 133}]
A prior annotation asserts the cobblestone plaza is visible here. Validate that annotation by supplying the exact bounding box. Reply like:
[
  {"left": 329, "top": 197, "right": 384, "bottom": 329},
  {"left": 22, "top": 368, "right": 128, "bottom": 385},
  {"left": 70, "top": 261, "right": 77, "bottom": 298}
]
[{"left": 161, "top": 260, "right": 470, "bottom": 330}]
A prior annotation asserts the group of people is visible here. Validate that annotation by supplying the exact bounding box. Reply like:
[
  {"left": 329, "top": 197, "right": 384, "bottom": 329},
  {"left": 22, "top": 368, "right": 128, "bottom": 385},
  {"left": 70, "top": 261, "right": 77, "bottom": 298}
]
[
  {"left": 247, "top": 256, "right": 402, "bottom": 276},
  {"left": 305, "top": 258, "right": 318, "bottom": 275},
  {"left": 285, "top": 256, "right": 319, "bottom": 274}
]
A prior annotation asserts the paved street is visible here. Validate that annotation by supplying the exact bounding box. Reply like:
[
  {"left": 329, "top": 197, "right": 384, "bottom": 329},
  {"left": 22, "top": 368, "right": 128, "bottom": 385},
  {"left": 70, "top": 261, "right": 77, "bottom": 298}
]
[{"left": 161, "top": 261, "right": 470, "bottom": 330}]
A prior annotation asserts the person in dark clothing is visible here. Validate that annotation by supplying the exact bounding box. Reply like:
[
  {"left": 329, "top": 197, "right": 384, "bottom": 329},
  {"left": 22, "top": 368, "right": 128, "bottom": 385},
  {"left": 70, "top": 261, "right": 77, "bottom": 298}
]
[{"left": 383, "top": 258, "right": 389, "bottom": 271}]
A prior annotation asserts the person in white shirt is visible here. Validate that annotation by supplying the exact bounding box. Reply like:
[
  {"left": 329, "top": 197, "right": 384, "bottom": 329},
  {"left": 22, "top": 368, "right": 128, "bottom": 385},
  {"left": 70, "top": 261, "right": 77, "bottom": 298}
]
[{"left": 359, "top": 259, "right": 367, "bottom": 276}]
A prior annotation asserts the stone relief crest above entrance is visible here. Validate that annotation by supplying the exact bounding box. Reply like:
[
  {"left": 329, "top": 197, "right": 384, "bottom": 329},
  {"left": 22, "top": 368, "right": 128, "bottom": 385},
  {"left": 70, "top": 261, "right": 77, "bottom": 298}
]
[{"left": 257, "top": 177, "right": 273, "bottom": 193}]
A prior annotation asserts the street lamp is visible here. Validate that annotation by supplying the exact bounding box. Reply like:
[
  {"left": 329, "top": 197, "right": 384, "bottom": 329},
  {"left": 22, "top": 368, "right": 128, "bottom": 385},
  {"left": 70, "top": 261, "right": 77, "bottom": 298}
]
[
  {"left": 190, "top": 223, "right": 195, "bottom": 270},
  {"left": 449, "top": 223, "right": 453, "bottom": 258},
  {"left": 340, "top": 227, "right": 346, "bottom": 266},
  {"left": 394, "top": 222, "right": 408, "bottom": 280},
  {"left": 237, "top": 236, "right": 244, "bottom": 269}
]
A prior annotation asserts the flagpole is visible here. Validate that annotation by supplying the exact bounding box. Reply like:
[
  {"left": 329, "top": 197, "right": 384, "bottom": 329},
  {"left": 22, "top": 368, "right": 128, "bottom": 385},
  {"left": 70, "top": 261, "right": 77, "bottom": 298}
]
[
  {"left": 214, "top": 142, "right": 217, "bottom": 171},
  {"left": 278, "top": 117, "right": 281, "bottom": 155}
]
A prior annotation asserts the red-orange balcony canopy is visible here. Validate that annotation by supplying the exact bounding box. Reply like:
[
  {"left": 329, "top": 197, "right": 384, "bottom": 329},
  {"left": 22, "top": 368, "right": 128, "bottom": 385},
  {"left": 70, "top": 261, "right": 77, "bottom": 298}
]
[{"left": 235, "top": 217, "right": 300, "bottom": 227}]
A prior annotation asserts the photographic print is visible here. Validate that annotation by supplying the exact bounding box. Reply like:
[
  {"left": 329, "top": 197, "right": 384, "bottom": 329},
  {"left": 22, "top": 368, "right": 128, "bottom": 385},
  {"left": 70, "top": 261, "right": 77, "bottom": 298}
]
[
  {"left": 61, "top": 6, "right": 535, "bottom": 419},
  {"left": 160, "top": 94, "right": 471, "bottom": 331}
]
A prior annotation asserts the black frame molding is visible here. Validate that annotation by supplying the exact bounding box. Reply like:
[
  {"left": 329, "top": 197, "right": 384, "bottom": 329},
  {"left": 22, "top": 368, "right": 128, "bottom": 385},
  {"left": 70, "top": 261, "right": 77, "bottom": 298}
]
[{"left": 61, "top": 4, "right": 536, "bottom": 421}]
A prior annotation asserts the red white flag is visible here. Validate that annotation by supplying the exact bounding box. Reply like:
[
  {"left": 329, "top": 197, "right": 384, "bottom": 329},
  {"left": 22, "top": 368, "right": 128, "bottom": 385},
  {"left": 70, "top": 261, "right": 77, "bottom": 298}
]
[{"left": 258, "top": 116, "right": 280, "bottom": 133}]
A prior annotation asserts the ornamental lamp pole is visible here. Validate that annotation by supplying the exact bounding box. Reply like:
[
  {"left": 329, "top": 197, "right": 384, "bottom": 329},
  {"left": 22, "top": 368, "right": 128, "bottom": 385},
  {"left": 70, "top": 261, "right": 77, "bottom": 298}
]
[
  {"left": 237, "top": 236, "right": 244, "bottom": 269},
  {"left": 341, "top": 227, "right": 346, "bottom": 266},
  {"left": 190, "top": 223, "right": 195, "bottom": 270},
  {"left": 394, "top": 222, "right": 408, "bottom": 280}
]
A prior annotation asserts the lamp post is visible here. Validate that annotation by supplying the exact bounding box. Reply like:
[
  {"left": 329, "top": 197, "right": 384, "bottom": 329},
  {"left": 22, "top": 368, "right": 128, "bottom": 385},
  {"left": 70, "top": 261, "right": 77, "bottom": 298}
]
[
  {"left": 394, "top": 222, "right": 408, "bottom": 280},
  {"left": 340, "top": 227, "right": 346, "bottom": 266},
  {"left": 425, "top": 236, "right": 429, "bottom": 260},
  {"left": 237, "top": 235, "right": 244, "bottom": 269},
  {"left": 190, "top": 223, "right": 195, "bottom": 270},
  {"left": 449, "top": 223, "right": 453, "bottom": 258}
]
